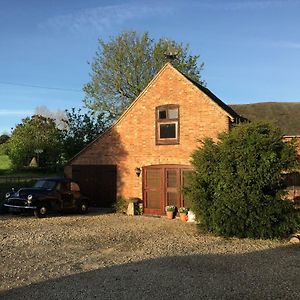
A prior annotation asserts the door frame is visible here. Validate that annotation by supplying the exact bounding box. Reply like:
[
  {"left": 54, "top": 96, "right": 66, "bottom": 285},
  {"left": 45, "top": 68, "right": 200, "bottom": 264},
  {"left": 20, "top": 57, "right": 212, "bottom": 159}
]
[{"left": 142, "top": 164, "right": 192, "bottom": 215}]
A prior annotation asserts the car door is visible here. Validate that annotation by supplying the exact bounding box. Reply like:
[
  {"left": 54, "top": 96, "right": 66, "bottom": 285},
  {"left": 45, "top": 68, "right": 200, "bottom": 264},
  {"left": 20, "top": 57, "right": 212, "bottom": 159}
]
[{"left": 59, "top": 180, "right": 74, "bottom": 210}]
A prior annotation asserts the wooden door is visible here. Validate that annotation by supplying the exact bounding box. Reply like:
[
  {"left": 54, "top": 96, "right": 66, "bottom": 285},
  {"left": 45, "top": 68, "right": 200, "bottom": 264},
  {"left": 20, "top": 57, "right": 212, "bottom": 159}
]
[
  {"left": 143, "top": 165, "right": 193, "bottom": 215},
  {"left": 165, "top": 168, "right": 181, "bottom": 208},
  {"left": 143, "top": 168, "right": 164, "bottom": 215}
]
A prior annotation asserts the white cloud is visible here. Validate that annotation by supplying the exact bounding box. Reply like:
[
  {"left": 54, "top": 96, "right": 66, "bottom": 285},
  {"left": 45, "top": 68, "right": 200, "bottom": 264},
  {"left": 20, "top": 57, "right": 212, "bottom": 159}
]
[
  {"left": 0, "top": 109, "right": 33, "bottom": 116},
  {"left": 39, "top": 3, "right": 172, "bottom": 33},
  {"left": 195, "top": 0, "right": 297, "bottom": 10},
  {"left": 272, "top": 41, "right": 300, "bottom": 49}
]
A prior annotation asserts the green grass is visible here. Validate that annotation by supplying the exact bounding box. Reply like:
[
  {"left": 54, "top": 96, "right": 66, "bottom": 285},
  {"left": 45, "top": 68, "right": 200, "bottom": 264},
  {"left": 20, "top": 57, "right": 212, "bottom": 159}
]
[{"left": 0, "top": 154, "right": 63, "bottom": 177}]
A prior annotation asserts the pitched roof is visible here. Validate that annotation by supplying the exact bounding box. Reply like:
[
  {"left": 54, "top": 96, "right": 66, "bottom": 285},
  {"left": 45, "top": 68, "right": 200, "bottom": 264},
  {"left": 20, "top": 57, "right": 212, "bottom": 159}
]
[
  {"left": 181, "top": 73, "right": 241, "bottom": 120},
  {"left": 67, "top": 63, "right": 241, "bottom": 164},
  {"left": 229, "top": 102, "right": 300, "bottom": 136}
]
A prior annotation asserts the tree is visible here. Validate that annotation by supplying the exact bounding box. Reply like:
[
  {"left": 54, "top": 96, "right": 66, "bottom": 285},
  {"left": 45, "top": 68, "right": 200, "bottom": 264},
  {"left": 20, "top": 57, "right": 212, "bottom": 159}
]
[
  {"left": 62, "top": 108, "right": 110, "bottom": 160},
  {"left": 185, "top": 122, "right": 299, "bottom": 239},
  {"left": 34, "top": 105, "right": 67, "bottom": 130},
  {"left": 83, "top": 31, "right": 205, "bottom": 118},
  {"left": 0, "top": 134, "right": 9, "bottom": 144},
  {"left": 6, "top": 115, "right": 63, "bottom": 169}
]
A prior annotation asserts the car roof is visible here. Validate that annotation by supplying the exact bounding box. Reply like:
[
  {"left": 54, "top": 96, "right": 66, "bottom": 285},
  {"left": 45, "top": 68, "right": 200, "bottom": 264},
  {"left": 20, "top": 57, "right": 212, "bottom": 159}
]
[{"left": 38, "top": 177, "right": 67, "bottom": 182}]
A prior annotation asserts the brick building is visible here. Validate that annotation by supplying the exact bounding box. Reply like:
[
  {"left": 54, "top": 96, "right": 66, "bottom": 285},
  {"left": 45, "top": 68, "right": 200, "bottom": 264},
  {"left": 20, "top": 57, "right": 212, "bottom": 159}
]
[{"left": 65, "top": 63, "right": 243, "bottom": 214}]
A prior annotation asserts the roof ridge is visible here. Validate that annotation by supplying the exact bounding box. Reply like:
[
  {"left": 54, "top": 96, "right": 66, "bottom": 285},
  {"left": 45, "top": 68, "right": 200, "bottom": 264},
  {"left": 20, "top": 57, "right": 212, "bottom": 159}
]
[
  {"left": 177, "top": 71, "right": 241, "bottom": 120},
  {"left": 230, "top": 101, "right": 300, "bottom": 105}
]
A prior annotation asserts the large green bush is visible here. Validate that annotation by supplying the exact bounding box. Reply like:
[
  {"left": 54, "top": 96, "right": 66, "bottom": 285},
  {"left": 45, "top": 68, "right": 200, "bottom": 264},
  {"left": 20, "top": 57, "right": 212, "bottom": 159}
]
[
  {"left": 186, "top": 122, "right": 299, "bottom": 239},
  {"left": 5, "top": 115, "right": 63, "bottom": 169}
]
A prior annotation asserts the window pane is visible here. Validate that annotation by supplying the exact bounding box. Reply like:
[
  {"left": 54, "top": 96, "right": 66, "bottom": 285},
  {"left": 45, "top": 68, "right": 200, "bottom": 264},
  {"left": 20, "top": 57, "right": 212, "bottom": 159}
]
[
  {"left": 167, "top": 170, "right": 177, "bottom": 187},
  {"left": 168, "top": 108, "right": 178, "bottom": 119},
  {"left": 147, "top": 191, "right": 160, "bottom": 209},
  {"left": 146, "top": 170, "right": 160, "bottom": 188},
  {"left": 167, "top": 192, "right": 177, "bottom": 206},
  {"left": 159, "top": 110, "right": 167, "bottom": 119},
  {"left": 160, "top": 123, "right": 176, "bottom": 138}
]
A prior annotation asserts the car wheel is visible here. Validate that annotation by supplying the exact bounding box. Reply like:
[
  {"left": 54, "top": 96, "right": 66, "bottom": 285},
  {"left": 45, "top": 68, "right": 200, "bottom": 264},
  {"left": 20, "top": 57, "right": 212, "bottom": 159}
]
[
  {"left": 34, "top": 205, "right": 47, "bottom": 218},
  {"left": 78, "top": 201, "right": 88, "bottom": 214}
]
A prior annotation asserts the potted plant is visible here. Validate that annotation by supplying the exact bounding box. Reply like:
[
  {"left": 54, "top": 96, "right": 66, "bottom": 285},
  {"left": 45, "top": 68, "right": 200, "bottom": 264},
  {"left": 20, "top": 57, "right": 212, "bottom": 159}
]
[
  {"left": 178, "top": 207, "right": 188, "bottom": 222},
  {"left": 165, "top": 205, "right": 176, "bottom": 219}
]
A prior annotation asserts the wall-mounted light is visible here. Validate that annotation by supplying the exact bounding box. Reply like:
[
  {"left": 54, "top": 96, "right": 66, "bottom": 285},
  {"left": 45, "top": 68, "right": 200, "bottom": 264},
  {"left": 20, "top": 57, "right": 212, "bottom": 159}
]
[{"left": 135, "top": 167, "right": 142, "bottom": 177}]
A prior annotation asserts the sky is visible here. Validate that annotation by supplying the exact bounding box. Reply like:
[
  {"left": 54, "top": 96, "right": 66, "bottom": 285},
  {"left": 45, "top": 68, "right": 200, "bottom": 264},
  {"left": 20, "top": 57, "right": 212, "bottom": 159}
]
[{"left": 1, "top": 0, "right": 300, "bottom": 134}]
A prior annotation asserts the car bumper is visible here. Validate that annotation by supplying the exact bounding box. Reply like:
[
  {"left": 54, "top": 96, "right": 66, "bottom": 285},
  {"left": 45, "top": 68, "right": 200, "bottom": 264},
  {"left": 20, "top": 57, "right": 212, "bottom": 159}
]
[{"left": 4, "top": 204, "right": 37, "bottom": 210}]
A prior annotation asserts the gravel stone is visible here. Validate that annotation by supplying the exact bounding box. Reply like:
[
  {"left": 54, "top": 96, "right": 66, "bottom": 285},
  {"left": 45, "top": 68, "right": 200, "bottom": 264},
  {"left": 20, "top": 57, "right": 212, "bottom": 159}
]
[{"left": 0, "top": 211, "right": 299, "bottom": 299}]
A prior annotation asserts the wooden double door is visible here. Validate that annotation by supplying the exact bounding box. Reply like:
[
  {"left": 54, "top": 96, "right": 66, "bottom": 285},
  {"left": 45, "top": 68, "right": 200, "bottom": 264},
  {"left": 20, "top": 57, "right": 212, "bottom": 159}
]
[{"left": 143, "top": 165, "right": 192, "bottom": 215}]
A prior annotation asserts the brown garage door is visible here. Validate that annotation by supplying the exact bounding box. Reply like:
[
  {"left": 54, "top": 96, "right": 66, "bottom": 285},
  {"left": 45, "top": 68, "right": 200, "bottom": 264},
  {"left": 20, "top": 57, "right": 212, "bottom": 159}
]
[{"left": 72, "top": 165, "right": 117, "bottom": 207}]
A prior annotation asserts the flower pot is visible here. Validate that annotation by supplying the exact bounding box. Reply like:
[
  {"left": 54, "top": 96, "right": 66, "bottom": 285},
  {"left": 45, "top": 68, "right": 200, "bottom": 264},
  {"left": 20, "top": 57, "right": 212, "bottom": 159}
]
[
  {"left": 180, "top": 212, "right": 187, "bottom": 222},
  {"left": 166, "top": 211, "right": 174, "bottom": 220}
]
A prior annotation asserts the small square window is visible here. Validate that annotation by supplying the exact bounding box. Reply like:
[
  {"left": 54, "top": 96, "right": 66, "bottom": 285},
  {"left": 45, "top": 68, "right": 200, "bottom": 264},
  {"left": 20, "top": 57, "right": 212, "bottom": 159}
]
[
  {"left": 156, "top": 105, "right": 179, "bottom": 145},
  {"left": 168, "top": 108, "right": 178, "bottom": 119},
  {"left": 160, "top": 123, "right": 177, "bottom": 139},
  {"left": 159, "top": 110, "right": 167, "bottom": 119}
]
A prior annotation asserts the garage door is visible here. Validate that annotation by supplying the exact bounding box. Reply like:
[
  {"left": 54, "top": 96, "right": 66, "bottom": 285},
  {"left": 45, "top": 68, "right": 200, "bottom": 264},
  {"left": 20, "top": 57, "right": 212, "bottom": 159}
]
[{"left": 72, "top": 165, "right": 117, "bottom": 207}]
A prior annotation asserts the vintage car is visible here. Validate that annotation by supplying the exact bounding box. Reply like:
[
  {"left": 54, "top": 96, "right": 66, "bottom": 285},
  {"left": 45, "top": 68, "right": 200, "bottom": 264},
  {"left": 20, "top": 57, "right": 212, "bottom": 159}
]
[{"left": 4, "top": 177, "right": 89, "bottom": 218}]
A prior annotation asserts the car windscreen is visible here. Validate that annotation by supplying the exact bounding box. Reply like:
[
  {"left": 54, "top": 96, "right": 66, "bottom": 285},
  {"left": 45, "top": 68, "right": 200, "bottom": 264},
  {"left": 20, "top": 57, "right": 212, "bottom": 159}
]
[{"left": 33, "top": 180, "right": 57, "bottom": 190}]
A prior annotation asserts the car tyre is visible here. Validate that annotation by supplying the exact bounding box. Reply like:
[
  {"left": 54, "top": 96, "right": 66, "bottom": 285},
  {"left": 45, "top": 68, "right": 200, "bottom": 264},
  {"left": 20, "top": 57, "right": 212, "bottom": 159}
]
[
  {"left": 34, "top": 205, "right": 47, "bottom": 218},
  {"left": 78, "top": 201, "right": 88, "bottom": 214}
]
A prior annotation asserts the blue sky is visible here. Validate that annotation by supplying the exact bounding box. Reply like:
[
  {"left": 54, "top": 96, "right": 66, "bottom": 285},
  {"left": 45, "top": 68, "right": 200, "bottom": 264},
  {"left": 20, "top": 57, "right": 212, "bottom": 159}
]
[{"left": 1, "top": 0, "right": 300, "bottom": 134}]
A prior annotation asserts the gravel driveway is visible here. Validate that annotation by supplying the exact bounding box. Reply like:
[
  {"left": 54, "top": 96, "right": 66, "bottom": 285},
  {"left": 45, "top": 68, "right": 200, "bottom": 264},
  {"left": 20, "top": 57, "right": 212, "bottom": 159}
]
[{"left": 0, "top": 211, "right": 299, "bottom": 299}]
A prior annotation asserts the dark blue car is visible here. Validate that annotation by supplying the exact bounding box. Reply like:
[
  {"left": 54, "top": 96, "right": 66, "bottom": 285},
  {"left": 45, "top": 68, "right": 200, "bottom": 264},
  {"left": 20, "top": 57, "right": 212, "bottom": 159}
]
[{"left": 4, "top": 177, "right": 89, "bottom": 218}]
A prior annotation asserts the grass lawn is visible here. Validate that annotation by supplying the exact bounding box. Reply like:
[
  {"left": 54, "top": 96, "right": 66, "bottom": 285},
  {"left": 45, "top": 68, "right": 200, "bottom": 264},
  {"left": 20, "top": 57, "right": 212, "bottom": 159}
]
[{"left": 0, "top": 154, "right": 63, "bottom": 177}]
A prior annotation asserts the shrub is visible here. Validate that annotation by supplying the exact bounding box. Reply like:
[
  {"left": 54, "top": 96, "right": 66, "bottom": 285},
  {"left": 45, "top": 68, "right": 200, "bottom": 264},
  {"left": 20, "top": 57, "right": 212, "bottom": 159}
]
[
  {"left": 112, "top": 196, "right": 128, "bottom": 213},
  {"left": 178, "top": 207, "right": 188, "bottom": 214},
  {"left": 185, "top": 122, "right": 299, "bottom": 239},
  {"left": 165, "top": 205, "right": 176, "bottom": 212}
]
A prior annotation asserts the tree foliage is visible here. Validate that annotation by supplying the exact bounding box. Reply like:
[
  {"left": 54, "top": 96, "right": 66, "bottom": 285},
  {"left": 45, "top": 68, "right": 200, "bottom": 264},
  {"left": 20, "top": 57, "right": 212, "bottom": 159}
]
[
  {"left": 5, "top": 115, "right": 63, "bottom": 169},
  {"left": 0, "top": 134, "right": 9, "bottom": 145},
  {"left": 185, "top": 122, "right": 299, "bottom": 239},
  {"left": 83, "top": 31, "right": 205, "bottom": 118},
  {"left": 62, "top": 108, "right": 110, "bottom": 160},
  {"left": 34, "top": 105, "right": 67, "bottom": 130}
]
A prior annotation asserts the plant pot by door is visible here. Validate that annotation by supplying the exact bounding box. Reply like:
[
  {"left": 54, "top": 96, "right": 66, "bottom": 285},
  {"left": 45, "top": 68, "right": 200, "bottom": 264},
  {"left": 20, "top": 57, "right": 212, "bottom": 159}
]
[
  {"left": 180, "top": 212, "right": 187, "bottom": 222},
  {"left": 166, "top": 211, "right": 174, "bottom": 220}
]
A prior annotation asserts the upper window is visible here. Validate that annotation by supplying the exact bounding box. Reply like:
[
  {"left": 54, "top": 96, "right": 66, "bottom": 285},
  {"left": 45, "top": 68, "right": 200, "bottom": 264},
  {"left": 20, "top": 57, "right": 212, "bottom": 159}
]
[{"left": 156, "top": 105, "right": 179, "bottom": 145}]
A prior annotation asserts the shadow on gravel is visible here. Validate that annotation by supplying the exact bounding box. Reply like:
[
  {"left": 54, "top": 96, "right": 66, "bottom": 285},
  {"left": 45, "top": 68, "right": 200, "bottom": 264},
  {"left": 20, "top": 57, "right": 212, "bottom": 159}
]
[
  {"left": 0, "top": 244, "right": 299, "bottom": 300},
  {"left": 0, "top": 207, "right": 114, "bottom": 219}
]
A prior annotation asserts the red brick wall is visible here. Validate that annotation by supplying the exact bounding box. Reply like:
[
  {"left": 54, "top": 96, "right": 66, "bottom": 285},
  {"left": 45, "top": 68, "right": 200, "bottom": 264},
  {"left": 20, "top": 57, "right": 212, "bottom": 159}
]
[
  {"left": 283, "top": 136, "right": 300, "bottom": 157},
  {"left": 67, "top": 64, "right": 231, "bottom": 199}
]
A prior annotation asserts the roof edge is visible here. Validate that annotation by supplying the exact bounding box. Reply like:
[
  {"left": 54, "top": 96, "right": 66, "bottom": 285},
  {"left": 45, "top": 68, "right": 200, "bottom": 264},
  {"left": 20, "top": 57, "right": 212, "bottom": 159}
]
[
  {"left": 66, "top": 63, "right": 173, "bottom": 165},
  {"left": 66, "top": 63, "right": 242, "bottom": 165},
  {"left": 179, "top": 72, "right": 240, "bottom": 120}
]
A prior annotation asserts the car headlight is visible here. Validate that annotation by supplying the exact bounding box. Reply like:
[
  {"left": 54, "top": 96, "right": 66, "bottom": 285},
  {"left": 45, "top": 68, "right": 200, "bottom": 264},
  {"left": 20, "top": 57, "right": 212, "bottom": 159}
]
[
  {"left": 5, "top": 192, "right": 10, "bottom": 198},
  {"left": 27, "top": 194, "right": 33, "bottom": 200}
]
